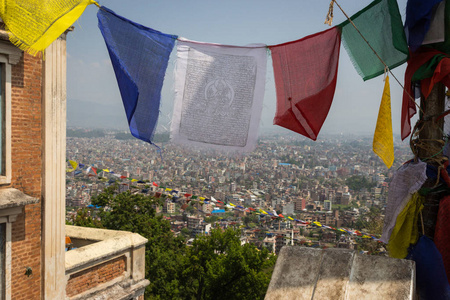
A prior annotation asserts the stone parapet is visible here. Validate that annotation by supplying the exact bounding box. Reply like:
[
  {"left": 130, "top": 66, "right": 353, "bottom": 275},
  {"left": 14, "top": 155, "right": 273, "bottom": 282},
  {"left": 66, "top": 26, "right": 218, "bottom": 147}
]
[
  {"left": 265, "top": 246, "right": 415, "bottom": 300},
  {"left": 65, "top": 225, "right": 149, "bottom": 300}
]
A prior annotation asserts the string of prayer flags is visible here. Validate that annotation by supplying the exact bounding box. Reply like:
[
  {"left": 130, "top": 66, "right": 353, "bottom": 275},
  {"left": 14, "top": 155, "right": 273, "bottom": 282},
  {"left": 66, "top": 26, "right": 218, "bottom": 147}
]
[
  {"left": 339, "top": 0, "right": 408, "bottom": 81},
  {"left": 67, "top": 157, "right": 382, "bottom": 240},
  {"left": 97, "top": 7, "right": 177, "bottom": 145},
  {"left": 171, "top": 38, "right": 267, "bottom": 153},
  {"left": 373, "top": 75, "right": 394, "bottom": 168},
  {"left": 269, "top": 27, "right": 341, "bottom": 141},
  {"left": 0, "top": 0, "right": 96, "bottom": 55}
]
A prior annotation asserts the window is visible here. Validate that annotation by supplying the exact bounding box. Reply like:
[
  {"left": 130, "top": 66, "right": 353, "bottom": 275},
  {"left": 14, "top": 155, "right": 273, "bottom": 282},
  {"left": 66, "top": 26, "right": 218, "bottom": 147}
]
[{"left": 0, "top": 41, "right": 21, "bottom": 185}]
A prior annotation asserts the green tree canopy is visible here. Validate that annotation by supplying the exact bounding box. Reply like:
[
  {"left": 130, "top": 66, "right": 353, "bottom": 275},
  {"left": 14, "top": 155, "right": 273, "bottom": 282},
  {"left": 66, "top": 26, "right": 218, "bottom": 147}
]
[{"left": 74, "top": 189, "right": 277, "bottom": 299}]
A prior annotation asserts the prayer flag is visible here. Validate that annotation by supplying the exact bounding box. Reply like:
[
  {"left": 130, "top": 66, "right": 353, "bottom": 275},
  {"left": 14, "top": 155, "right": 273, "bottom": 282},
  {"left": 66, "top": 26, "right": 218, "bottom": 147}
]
[
  {"left": 408, "top": 236, "right": 450, "bottom": 299},
  {"left": 69, "top": 160, "right": 78, "bottom": 170},
  {"left": 434, "top": 195, "right": 450, "bottom": 284},
  {"left": 165, "top": 188, "right": 172, "bottom": 192},
  {"left": 152, "top": 182, "right": 158, "bottom": 187},
  {"left": 373, "top": 76, "right": 394, "bottom": 168},
  {"left": 184, "top": 193, "right": 192, "bottom": 198},
  {"left": 0, "top": 0, "right": 96, "bottom": 55},
  {"left": 269, "top": 27, "right": 341, "bottom": 140},
  {"left": 98, "top": 7, "right": 177, "bottom": 145},
  {"left": 92, "top": 167, "right": 97, "bottom": 175},
  {"left": 287, "top": 216, "right": 294, "bottom": 221},
  {"left": 388, "top": 193, "right": 424, "bottom": 259},
  {"left": 405, "top": 0, "right": 444, "bottom": 51},
  {"left": 131, "top": 179, "right": 138, "bottom": 182},
  {"left": 171, "top": 38, "right": 267, "bottom": 152},
  {"left": 339, "top": 0, "right": 408, "bottom": 80}
]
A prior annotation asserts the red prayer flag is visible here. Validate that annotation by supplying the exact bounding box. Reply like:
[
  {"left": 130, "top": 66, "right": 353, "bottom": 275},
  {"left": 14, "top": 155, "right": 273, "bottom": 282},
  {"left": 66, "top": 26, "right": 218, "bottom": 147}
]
[
  {"left": 434, "top": 195, "right": 450, "bottom": 284},
  {"left": 184, "top": 193, "right": 192, "bottom": 198},
  {"left": 152, "top": 182, "right": 158, "bottom": 187},
  {"left": 279, "top": 214, "right": 285, "bottom": 218},
  {"left": 401, "top": 48, "right": 441, "bottom": 140},
  {"left": 269, "top": 27, "right": 341, "bottom": 140},
  {"left": 92, "top": 167, "right": 97, "bottom": 175}
]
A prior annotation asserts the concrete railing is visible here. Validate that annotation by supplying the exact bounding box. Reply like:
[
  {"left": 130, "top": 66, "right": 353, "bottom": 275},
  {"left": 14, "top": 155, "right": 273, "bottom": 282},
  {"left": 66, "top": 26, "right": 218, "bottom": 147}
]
[
  {"left": 65, "top": 225, "right": 150, "bottom": 300},
  {"left": 266, "top": 246, "right": 415, "bottom": 300}
]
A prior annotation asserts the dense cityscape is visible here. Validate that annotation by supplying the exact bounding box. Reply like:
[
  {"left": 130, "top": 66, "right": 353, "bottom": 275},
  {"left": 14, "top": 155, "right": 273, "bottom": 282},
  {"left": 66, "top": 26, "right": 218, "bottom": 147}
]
[{"left": 66, "top": 129, "right": 413, "bottom": 254}]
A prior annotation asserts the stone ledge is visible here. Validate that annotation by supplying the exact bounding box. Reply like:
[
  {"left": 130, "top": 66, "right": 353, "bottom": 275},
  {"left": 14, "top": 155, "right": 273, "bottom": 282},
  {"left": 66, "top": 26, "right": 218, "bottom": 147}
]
[
  {"left": 0, "top": 188, "right": 39, "bottom": 209},
  {"left": 265, "top": 246, "right": 415, "bottom": 300},
  {"left": 67, "top": 278, "right": 149, "bottom": 300},
  {"left": 65, "top": 225, "right": 148, "bottom": 273}
]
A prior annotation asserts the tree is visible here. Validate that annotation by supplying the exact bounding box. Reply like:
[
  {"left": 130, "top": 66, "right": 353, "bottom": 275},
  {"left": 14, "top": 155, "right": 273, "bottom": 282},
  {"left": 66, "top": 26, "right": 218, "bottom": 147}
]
[
  {"left": 92, "top": 191, "right": 186, "bottom": 299},
  {"left": 181, "top": 228, "right": 277, "bottom": 300},
  {"left": 69, "top": 208, "right": 103, "bottom": 228},
  {"left": 85, "top": 189, "right": 277, "bottom": 299}
]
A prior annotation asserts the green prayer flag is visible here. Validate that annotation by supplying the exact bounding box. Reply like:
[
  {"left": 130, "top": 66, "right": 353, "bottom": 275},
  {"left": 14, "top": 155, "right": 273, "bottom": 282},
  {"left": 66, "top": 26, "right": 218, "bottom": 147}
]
[
  {"left": 339, "top": 0, "right": 408, "bottom": 81},
  {"left": 191, "top": 196, "right": 198, "bottom": 199}
]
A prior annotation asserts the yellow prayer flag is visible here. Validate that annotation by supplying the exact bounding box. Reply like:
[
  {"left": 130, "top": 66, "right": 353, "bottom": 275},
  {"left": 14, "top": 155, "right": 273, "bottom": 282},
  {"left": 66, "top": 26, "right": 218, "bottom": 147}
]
[
  {"left": 373, "top": 76, "right": 394, "bottom": 169},
  {"left": 0, "top": 0, "right": 97, "bottom": 55},
  {"left": 103, "top": 169, "right": 110, "bottom": 173},
  {"left": 313, "top": 221, "right": 322, "bottom": 227},
  {"left": 287, "top": 216, "right": 294, "bottom": 221},
  {"left": 229, "top": 203, "right": 235, "bottom": 207},
  {"left": 69, "top": 160, "right": 78, "bottom": 170},
  {"left": 388, "top": 193, "right": 424, "bottom": 258},
  {"left": 131, "top": 179, "right": 138, "bottom": 182},
  {"left": 199, "top": 197, "right": 205, "bottom": 201},
  {"left": 165, "top": 188, "right": 172, "bottom": 192}
]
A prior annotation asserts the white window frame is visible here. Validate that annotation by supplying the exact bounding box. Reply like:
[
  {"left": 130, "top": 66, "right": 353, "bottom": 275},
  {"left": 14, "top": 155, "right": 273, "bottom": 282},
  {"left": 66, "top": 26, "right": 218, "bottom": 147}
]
[{"left": 0, "top": 41, "right": 21, "bottom": 185}]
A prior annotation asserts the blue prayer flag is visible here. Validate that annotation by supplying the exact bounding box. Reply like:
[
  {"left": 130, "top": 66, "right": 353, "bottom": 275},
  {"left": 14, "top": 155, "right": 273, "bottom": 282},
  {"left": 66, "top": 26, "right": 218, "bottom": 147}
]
[{"left": 98, "top": 7, "right": 177, "bottom": 144}]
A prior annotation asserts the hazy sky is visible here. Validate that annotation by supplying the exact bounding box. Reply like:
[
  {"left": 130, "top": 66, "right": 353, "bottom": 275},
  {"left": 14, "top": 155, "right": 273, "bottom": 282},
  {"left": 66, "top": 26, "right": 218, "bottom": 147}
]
[{"left": 66, "top": 0, "right": 412, "bottom": 140}]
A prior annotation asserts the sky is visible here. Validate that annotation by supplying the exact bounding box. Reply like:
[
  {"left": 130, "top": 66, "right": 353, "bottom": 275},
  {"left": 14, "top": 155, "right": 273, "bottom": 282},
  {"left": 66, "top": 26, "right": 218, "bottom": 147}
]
[{"left": 66, "top": 0, "right": 412, "bottom": 140}]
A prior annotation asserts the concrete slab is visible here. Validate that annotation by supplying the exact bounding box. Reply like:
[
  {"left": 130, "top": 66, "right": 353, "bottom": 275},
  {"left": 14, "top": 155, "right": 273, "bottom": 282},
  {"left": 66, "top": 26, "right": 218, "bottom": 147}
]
[
  {"left": 265, "top": 247, "right": 323, "bottom": 300},
  {"left": 346, "top": 253, "right": 415, "bottom": 300},
  {"left": 313, "top": 249, "right": 354, "bottom": 299},
  {"left": 265, "top": 246, "right": 415, "bottom": 300}
]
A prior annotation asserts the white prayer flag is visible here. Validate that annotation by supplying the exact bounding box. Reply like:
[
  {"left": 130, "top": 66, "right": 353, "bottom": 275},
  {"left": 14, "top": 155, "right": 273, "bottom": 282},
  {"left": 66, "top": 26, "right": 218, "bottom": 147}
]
[{"left": 171, "top": 38, "right": 267, "bottom": 153}]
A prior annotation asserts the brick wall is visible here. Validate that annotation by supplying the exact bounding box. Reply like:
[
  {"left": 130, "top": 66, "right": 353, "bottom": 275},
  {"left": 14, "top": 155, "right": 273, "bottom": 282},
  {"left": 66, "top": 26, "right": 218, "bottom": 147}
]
[
  {"left": 66, "top": 255, "right": 127, "bottom": 297},
  {"left": 9, "top": 53, "right": 42, "bottom": 300}
]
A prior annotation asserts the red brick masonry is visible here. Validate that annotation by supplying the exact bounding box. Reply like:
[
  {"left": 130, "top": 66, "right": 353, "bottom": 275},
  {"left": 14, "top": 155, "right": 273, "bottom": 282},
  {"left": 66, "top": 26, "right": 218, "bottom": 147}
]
[{"left": 66, "top": 255, "right": 127, "bottom": 297}]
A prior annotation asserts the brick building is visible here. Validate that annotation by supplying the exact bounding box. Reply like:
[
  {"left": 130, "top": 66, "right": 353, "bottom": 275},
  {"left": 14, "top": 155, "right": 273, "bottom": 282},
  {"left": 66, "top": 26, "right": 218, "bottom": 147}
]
[{"left": 0, "top": 27, "right": 148, "bottom": 299}]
